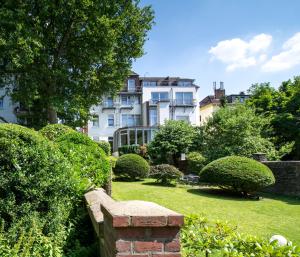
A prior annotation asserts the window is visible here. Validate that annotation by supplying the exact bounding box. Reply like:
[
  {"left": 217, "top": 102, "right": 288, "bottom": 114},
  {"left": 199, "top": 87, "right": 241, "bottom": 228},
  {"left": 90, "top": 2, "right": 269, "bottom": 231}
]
[
  {"left": 0, "top": 99, "right": 3, "bottom": 109},
  {"left": 178, "top": 81, "right": 192, "bottom": 87},
  {"left": 122, "top": 114, "right": 141, "bottom": 127},
  {"left": 92, "top": 115, "right": 99, "bottom": 127},
  {"left": 108, "top": 114, "right": 114, "bottom": 127},
  {"left": 176, "top": 115, "right": 190, "bottom": 123},
  {"left": 121, "top": 95, "right": 135, "bottom": 105},
  {"left": 175, "top": 92, "right": 193, "bottom": 105},
  {"left": 142, "top": 81, "right": 157, "bottom": 87},
  {"left": 106, "top": 97, "right": 114, "bottom": 107},
  {"left": 149, "top": 109, "right": 157, "bottom": 126},
  {"left": 92, "top": 136, "right": 100, "bottom": 141},
  {"left": 151, "top": 92, "right": 169, "bottom": 102},
  {"left": 127, "top": 79, "right": 135, "bottom": 92}
]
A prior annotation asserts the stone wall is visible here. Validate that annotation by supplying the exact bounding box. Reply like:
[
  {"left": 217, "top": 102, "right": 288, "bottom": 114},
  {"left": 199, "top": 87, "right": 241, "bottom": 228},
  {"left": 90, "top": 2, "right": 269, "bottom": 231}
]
[
  {"left": 85, "top": 189, "right": 184, "bottom": 257},
  {"left": 262, "top": 161, "right": 300, "bottom": 197}
]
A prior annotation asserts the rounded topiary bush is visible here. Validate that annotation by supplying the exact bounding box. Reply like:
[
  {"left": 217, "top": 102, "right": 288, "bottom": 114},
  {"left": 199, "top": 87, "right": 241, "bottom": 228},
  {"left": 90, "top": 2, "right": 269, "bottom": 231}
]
[
  {"left": 39, "top": 123, "right": 75, "bottom": 141},
  {"left": 114, "top": 154, "right": 149, "bottom": 180},
  {"left": 0, "top": 124, "right": 75, "bottom": 231},
  {"left": 186, "top": 152, "right": 206, "bottom": 175},
  {"left": 150, "top": 164, "right": 183, "bottom": 185},
  {"left": 200, "top": 156, "right": 275, "bottom": 194},
  {"left": 56, "top": 131, "right": 110, "bottom": 188},
  {"left": 97, "top": 140, "right": 111, "bottom": 155}
]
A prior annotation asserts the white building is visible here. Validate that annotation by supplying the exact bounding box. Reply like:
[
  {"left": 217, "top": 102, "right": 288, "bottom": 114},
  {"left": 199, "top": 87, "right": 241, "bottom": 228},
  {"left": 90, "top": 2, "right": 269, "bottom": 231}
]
[{"left": 88, "top": 72, "right": 200, "bottom": 152}]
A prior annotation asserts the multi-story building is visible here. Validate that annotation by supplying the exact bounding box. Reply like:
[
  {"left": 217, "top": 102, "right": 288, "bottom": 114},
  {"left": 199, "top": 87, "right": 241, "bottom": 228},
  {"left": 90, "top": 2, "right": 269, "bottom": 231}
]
[
  {"left": 88, "top": 72, "right": 200, "bottom": 152},
  {"left": 199, "top": 82, "right": 250, "bottom": 125},
  {"left": 0, "top": 88, "right": 18, "bottom": 124}
]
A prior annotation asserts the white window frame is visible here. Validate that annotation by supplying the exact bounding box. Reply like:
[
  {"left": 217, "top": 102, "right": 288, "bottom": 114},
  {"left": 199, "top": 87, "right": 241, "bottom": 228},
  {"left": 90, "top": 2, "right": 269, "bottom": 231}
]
[
  {"left": 127, "top": 79, "right": 135, "bottom": 92},
  {"left": 108, "top": 114, "right": 114, "bottom": 127},
  {"left": 92, "top": 115, "right": 99, "bottom": 127}
]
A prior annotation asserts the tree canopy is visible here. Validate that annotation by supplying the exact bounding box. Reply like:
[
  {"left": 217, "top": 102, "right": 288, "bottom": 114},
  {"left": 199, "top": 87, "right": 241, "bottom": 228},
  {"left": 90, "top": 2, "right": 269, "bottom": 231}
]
[
  {"left": 0, "top": 0, "right": 154, "bottom": 128},
  {"left": 247, "top": 76, "right": 300, "bottom": 159}
]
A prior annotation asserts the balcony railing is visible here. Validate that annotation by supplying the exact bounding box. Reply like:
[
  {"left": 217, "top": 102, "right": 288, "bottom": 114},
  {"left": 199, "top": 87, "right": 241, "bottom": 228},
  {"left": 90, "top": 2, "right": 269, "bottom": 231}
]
[
  {"left": 172, "top": 99, "right": 197, "bottom": 106},
  {"left": 149, "top": 98, "right": 170, "bottom": 105},
  {"left": 120, "top": 101, "right": 135, "bottom": 108},
  {"left": 102, "top": 101, "right": 116, "bottom": 108}
]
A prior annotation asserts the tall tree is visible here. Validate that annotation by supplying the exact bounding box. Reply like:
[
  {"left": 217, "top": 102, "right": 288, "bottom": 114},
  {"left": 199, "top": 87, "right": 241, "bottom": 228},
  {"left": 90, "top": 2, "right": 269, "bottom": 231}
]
[{"left": 0, "top": 0, "right": 154, "bottom": 128}]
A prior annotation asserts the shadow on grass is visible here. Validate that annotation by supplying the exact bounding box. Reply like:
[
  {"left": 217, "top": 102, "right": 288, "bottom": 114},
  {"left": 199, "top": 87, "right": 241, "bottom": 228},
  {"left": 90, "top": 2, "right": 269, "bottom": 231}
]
[
  {"left": 113, "top": 177, "right": 143, "bottom": 182},
  {"left": 187, "top": 186, "right": 300, "bottom": 205},
  {"left": 142, "top": 181, "right": 176, "bottom": 188}
]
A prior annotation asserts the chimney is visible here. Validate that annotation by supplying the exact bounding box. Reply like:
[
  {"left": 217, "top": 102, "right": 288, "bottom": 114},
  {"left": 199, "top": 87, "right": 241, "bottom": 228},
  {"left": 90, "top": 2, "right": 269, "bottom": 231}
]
[{"left": 214, "top": 81, "right": 225, "bottom": 99}]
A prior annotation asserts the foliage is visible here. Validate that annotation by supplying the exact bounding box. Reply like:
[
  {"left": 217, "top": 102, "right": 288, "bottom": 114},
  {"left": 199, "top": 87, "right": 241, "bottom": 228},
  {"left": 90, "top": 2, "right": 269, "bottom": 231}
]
[
  {"left": 148, "top": 120, "right": 197, "bottom": 165},
  {"left": 0, "top": 1, "right": 154, "bottom": 128},
  {"left": 200, "top": 156, "right": 275, "bottom": 194},
  {"left": 114, "top": 154, "right": 149, "bottom": 180},
  {"left": 186, "top": 152, "right": 206, "bottom": 175},
  {"left": 200, "top": 104, "right": 279, "bottom": 162},
  {"left": 182, "top": 215, "right": 300, "bottom": 257},
  {"left": 247, "top": 77, "right": 300, "bottom": 160},
  {"left": 55, "top": 131, "right": 110, "bottom": 189},
  {"left": 118, "top": 144, "right": 140, "bottom": 155},
  {"left": 40, "top": 124, "right": 75, "bottom": 141},
  {"left": 149, "top": 164, "right": 183, "bottom": 185},
  {"left": 97, "top": 140, "right": 111, "bottom": 156},
  {"left": 0, "top": 123, "right": 76, "bottom": 233}
]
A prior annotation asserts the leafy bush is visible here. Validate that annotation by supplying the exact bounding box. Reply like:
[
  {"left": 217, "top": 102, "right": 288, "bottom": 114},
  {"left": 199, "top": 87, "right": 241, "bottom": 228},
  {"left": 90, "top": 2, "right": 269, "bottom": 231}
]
[
  {"left": 0, "top": 124, "right": 75, "bottom": 232},
  {"left": 200, "top": 104, "right": 279, "bottom": 162},
  {"left": 200, "top": 156, "right": 275, "bottom": 194},
  {"left": 149, "top": 164, "right": 183, "bottom": 185},
  {"left": 118, "top": 144, "right": 140, "bottom": 155},
  {"left": 55, "top": 131, "right": 110, "bottom": 189},
  {"left": 114, "top": 154, "right": 149, "bottom": 180},
  {"left": 182, "top": 215, "right": 300, "bottom": 257},
  {"left": 148, "top": 120, "right": 196, "bottom": 165},
  {"left": 39, "top": 123, "right": 75, "bottom": 141},
  {"left": 97, "top": 140, "right": 111, "bottom": 155},
  {"left": 186, "top": 152, "right": 206, "bottom": 175}
]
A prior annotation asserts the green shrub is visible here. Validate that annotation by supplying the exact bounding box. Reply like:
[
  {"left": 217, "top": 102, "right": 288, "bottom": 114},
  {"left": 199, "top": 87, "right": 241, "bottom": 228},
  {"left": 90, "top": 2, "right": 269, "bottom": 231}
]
[
  {"left": 0, "top": 124, "right": 75, "bottom": 233},
  {"left": 118, "top": 144, "right": 140, "bottom": 155},
  {"left": 182, "top": 215, "right": 300, "bottom": 257},
  {"left": 186, "top": 152, "right": 206, "bottom": 175},
  {"left": 200, "top": 156, "right": 275, "bottom": 194},
  {"left": 39, "top": 123, "right": 75, "bottom": 141},
  {"left": 97, "top": 140, "right": 111, "bottom": 155},
  {"left": 56, "top": 131, "right": 110, "bottom": 188},
  {"left": 150, "top": 164, "right": 183, "bottom": 185},
  {"left": 114, "top": 154, "right": 149, "bottom": 180}
]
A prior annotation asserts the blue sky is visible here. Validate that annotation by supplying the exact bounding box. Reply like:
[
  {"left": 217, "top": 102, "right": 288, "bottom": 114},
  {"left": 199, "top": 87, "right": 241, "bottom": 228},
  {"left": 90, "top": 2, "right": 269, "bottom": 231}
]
[{"left": 133, "top": 0, "right": 300, "bottom": 98}]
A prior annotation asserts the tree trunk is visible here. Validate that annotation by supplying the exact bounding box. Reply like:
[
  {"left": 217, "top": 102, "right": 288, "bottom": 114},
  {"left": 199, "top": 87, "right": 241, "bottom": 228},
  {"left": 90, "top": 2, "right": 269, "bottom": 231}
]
[{"left": 47, "top": 106, "right": 58, "bottom": 124}]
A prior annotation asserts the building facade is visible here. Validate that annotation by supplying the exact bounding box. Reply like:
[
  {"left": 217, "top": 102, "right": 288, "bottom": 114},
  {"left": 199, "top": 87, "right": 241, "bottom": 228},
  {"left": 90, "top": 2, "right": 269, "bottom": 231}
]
[
  {"left": 199, "top": 82, "right": 250, "bottom": 125},
  {"left": 0, "top": 88, "right": 18, "bottom": 124},
  {"left": 88, "top": 73, "right": 200, "bottom": 152}
]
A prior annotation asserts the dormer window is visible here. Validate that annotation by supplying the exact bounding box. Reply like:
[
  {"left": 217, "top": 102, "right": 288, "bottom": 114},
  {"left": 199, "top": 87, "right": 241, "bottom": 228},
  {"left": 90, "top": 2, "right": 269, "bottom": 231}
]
[{"left": 127, "top": 79, "right": 135, "bottom": 92}]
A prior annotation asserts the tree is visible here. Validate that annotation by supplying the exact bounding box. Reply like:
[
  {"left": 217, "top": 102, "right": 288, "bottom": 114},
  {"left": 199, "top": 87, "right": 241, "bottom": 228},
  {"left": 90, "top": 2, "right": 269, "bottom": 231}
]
[
  {"left": 200, "top": 104, "right": 278, "bottom": 161},
  {"left": 0, "top": 0, "right": 153, "bottom": 128},
  {"left": 247, "top": 77, "right": 300, "bottom": 159},
  {"left": 148, "top": 120, "right": 197, "bottom": 165}
]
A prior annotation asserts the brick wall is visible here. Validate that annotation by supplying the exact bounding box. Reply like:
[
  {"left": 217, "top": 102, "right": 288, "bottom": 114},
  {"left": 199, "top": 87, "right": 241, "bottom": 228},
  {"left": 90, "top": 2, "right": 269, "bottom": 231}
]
[
  {"left": 262, "top": 161, "right": 300, "bottom": 197},
  {"left": 85, "top": 189, "right": 184, "bottom": 257}
]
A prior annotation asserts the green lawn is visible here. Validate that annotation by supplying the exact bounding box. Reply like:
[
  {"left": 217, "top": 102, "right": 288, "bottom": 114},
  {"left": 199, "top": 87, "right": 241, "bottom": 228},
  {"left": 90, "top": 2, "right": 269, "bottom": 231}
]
[{"left": 112, "top": 179, "right": 300, "bottom": 245}]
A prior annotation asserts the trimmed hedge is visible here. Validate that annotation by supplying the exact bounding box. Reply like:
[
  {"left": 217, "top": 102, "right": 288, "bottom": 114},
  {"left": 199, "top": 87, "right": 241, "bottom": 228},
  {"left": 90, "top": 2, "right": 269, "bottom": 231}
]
[
  {"left": 0, "top": 124, "right": 75, "bottom": 232},
  {"left": 150, "top": 164, "right": 183, "bottom": 185},
  {"left": 114, "top": 154, "right": 149, "bottom": 180},
  {"left": 186, "top": 152, "right": 206, "bottom": 175},
  {"left": 200, "top": 156, "right": 275, "bottom": 194},
  {"left": 39, "top": 123, "right": 75, "bottom": 141},
  {"left": 118, "top": 144, "right": 140, "bottom": 156},
  {"left": 97, "top": 140, "right": 111, "bottom": 155}
]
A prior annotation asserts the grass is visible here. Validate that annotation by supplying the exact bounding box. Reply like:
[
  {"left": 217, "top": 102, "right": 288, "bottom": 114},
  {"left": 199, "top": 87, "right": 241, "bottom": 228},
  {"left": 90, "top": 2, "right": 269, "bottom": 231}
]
[{"left": 112, "top": 179, "right": 300, "bottom": 245}]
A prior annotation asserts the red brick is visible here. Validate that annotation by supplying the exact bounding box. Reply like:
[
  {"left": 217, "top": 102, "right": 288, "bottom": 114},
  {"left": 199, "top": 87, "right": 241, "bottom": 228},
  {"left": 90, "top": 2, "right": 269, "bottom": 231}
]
[
  {"left": 151, "top": 227, "right": 179, "bottom": 239},
  {"left": 132, "top": 216, "right": 167, "bottom": 227},
  {"left": 152, "top": 254, "right": 181, "bottom": 257},
  {"left": 134, "top": 241, "right": 163, "bottom": 253},
  {"left": 116, "top": 254, "right": 149, "bottom": 257},
  {"left": 116, "top": 240, "right": 131, "bottom": 253},
  {"left": 168, "top": 215, "right": 184, "bottom": 227},
  {"left": 116, "top": 228, "right": 146, "bottom": 239},
  {"left": 164, "top": 240, "right": 180, "bottom": 252},
  {"left": 113, "top": 216, "right": 130, "bottom": 227}
]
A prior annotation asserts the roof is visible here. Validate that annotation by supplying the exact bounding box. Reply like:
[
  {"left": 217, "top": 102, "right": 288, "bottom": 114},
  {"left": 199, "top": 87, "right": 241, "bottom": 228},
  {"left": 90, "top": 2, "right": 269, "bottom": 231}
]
[{"left": 200, "top": 95, "right": 221, "bottom": 107}]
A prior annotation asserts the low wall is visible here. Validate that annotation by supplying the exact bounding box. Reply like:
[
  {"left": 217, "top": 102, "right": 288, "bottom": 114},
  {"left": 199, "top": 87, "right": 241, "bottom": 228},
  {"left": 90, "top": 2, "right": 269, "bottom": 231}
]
[
  {"left": 262, "top": 161, "right": 300, "bottom": 197},
  {"left": 85, "top": 189, "right": 184, "bottom": 257}
]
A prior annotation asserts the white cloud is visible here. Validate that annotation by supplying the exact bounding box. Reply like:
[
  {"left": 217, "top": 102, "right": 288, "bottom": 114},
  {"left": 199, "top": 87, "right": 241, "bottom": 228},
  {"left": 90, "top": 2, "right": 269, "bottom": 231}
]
[
  {"left": 262, "top": 32, "right": 300, "bottom": 72},
  {"left": 209, "top": 33, "right": 272, "bottom": 71}
]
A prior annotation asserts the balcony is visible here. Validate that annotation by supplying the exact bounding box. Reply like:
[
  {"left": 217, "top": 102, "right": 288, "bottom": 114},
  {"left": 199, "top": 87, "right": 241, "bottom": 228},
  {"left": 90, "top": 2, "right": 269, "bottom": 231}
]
[
  {"left": 149, "top": 98, "right": 170, "bottom": 106},
  {"left": 120, "top": 101, "right": 134, "bottom": 109},
  {"left": 172, "top": 99, "right": 197, "bottom": 107},
  {"left": 102, "top": 101, "right": 116, "bottom": 109}
]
